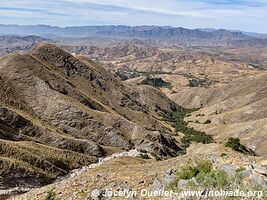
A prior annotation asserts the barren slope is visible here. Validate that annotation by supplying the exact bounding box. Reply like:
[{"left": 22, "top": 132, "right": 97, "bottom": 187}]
[
  {"left": 170, "top": 73, "right": 267, "bottom": 157},
  {"left": 0, "top": 43, "right": 182, "bottom": 194},
  {"left": 14, "top": 143, "right": 267, "bottom": 200}
]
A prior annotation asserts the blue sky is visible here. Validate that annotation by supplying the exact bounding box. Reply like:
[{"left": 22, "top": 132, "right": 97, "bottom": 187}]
[{"left": 0, "top": 0, "right": 267, "bottom": 33}]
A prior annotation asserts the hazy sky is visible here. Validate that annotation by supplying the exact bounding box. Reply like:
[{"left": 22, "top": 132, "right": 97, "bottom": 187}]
[{"left": 0, "top": 0, "right": 267, "bottom": 33}]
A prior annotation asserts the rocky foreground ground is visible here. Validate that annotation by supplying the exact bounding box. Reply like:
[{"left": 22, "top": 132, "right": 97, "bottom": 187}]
[{"left": 11, "top": 143, "right": 267, "bottom": 200}]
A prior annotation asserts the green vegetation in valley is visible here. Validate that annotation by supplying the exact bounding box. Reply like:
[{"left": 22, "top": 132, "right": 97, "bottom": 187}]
[
  {"left": 162, "top": 108, "right": 214, "bottom": 150},
  {"left": 188, "top": 78, "right": 215, "bottom": 88},
  {"left": 114, "top": 70, "right": 172, "bottom": 89},
  {"left": 115, "top": 70, "right": 173, "bottom": 81},
  {"left": 140, "top": 77, "right": 172, "bottom": 89}
]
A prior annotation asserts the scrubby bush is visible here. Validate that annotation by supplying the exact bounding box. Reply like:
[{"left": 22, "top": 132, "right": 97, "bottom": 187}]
[
  {"left": 168, "top": 160, "right": 234, "bottom": 192},
  {"left": 220, "top": 152, "right": 227, "bottom": 157},
  {"left": 169, "top": 160, "right": 263, "bottom": 194},
  {"left": 225, "top": 137, "right": 243, "bottom": 151},
  {"left": 203, "top": 119, "right": 211, "bottom": 124},
  {"left": 139, "top": 153, "right": 150, "bottom": 159},
  {"left": 225, "top": 137, "right": 256, "bottom": 156},
  {"left": 235, "top": 166, "right": 246, "bottom": 173},
  {"left": 168, "top": 160, "right": 213, "bottom": 190},
  {"left": 139, "top": 149, "right": 147, "bottom": 153},
  {"left": 196, "top": 170, "right": 229, "bottom": 189},
  {"left": 45, "top": 189, "right": 59, "bottom": 200}
]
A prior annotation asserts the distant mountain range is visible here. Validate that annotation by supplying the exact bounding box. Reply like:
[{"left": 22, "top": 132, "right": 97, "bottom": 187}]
[
  {"left": 198, "top": 28, "right": 267, "bottom": 39},
  {"left": 0, "top": 24, "right": 258, "bottom": 40},
  {"left": 1, "top": 25, "right": 267, "bottom": 51}
]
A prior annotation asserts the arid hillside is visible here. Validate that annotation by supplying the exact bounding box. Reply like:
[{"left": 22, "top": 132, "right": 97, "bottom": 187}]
[
  {"left": 0, "top": 43, "right": 185, "bottom": 197},
  {"left": 0, "top": 40, "right": 266, "bottom": 200},
  {"left": 61, "top": 39, "right": 267, "bottom": 72},
  {"left": 66, "top": 40, "right": 266, "bottom": 160},
  {"left": 0, "top": 35, "right": 52, "bottom": 57},
  {"left": 100, "top": 42, "right": 267, "bottom": 159},
  {"left": 171, "top": 73, "right": 267, "bottom": 157}
]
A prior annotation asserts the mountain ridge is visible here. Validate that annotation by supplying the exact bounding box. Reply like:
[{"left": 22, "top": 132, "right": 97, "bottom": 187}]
[
  {"left": 0, "top": 43, "right": 184, "bottom": 196},
  {"left": 0, "top": 24, "right": 250, "bottom": 40}
]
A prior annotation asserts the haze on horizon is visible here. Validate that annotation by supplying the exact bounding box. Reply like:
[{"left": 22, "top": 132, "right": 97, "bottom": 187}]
[{"left": 0, "top": 0, "right": 267, "bottom": 33}]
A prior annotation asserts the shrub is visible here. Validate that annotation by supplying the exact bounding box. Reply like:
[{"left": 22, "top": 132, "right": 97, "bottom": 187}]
[
  {"left": 196, "top": 170, "right": 229, "bottom": 189},
  {"left": 220, "top": 152, "right": 227, "bottom": 157},
  {"left": 177, "top": 164, "right": 198, "bottom": 180},
  {"left": 176, "top": 160, "right": 212, "bottom": 181},
  {"left": 45, "top": 189, "right": 59, "bottom": 200},
  {"left": 225, "top": 138, "right": 243, "bottom": 151},
  {"left": 225, "top": 137, "right": 256, "bottom": 156},
  {"left": 139, "top": 153, "right": 150, "bottom": 159},
  {"left": 235, "top": 166, "right": 246, "bottom": 173},
  {"left": 196, "top": 160, "right": 213, "bottom": 174},
  {"left": 168, "top": 160, "right": 212, "bottom": 190},
  {"left": 169, "top": 160, "right": 232, "bottom": 191},
  {"left": 203, "top": 119, "right": 211, "bottom": 124},
  {"left": 154, "top": 155, "right": 162, "bottom": 161},
  {"left": 139, "top": 149, "right": 147, "bottom": 153},
  {"left": 77, "top": 191, "right": 88, "bottom": 198}
]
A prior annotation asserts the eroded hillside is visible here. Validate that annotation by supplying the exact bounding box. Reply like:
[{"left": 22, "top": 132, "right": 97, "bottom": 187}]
[
  {"left": 0, "top": 43, "right": 185, "bottom": 197},
  {"left": 0, "top": 42, "right": 266, "bottom": 200}
]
